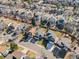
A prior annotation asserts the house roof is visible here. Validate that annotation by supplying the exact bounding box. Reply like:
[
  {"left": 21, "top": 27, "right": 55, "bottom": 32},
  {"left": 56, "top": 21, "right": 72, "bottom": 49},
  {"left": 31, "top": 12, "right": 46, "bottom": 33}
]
[
  {"left": 16, "top": 23, "right": 29, "bottom": 31},
  {"left": 64, "top": 23, "right": 74, "bottom": 33},
  {"left": 12, "top": 50, "right": 26, "bottom": 59},
  {"left": 35, "top": 28, "right": 46, "bottom": 36},
  {"left": 47, "top": 30, "right": 55, "bottom": 37}
]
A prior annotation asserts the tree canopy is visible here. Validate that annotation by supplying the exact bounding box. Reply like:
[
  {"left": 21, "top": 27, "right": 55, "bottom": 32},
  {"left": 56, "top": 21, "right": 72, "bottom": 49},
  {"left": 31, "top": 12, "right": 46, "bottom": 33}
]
[{"left": 10, "top": 42, "right": 18, "bottom": 51}]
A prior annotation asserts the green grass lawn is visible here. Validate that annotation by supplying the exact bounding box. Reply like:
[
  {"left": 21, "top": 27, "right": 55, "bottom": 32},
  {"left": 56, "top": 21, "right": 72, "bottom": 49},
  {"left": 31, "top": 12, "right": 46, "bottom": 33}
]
[{"left": 0, "top": 55, "right": 4, "bottom": 59}]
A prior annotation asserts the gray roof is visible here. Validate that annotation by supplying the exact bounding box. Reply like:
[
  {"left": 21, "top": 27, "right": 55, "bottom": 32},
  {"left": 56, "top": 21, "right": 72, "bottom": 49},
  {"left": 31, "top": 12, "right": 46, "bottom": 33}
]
[
  {"left": 64, "top": 23, "right": 74, "bottom": 33},
  {"left": 16, "top": 23, "right": 29, "bottom": 32},
  {"left": 49, "top": 17, "right": 56, "bottom": 26}
]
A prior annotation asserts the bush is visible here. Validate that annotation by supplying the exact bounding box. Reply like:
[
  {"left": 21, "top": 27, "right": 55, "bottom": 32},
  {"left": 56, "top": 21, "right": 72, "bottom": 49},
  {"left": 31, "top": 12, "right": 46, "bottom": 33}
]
[
  {"left": 10, "top": 42, "right": 18, "bottom": 51},
  {"left": 0, "top": 55, "right": 4, "bottom": 59}
]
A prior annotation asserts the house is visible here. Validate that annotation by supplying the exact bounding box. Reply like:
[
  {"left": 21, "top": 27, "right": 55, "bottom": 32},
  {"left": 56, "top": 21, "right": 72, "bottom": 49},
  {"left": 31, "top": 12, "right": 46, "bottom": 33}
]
[
  {"left": 45, "top": 32, "right": 55, "bottom": 42},
  {"left": 43, "top": 30, "right": 55, "bottom": 49},
  {"left": 30, "top": 38, "right": 37, "bottom": 43},
  {"left": 33, "top": 14, "right": 41, "bottom": 26},
  {"left": 76, "top": 24, "right": 79, "bottom": 32},
  {"left": 46, "top": 41, "right": 54, "bottom": 50},
  {"left": 46, "top": 30, "right": 55, "bottom": 42},
  {"left": 52, "top": 0, "right": 58, "bottom": 4},
  {"left": 64, "top": 23, "right": 74, "bottom": 34},
  {"left": 49, "top": 7, "right": 57, "bottom": 14},
  {"left": 48, "top": 16, "right": 56, "bottom": 27},
  {"left": 23, "top": 2, "right": 29, "bottom": 9},
  {"left": 43, "top": 0, "right": 54, "bottom": 4},
  {"left": 35, "top": 28, "right": 46, "bottom": 37},
  {"left": 43, "top": 0, "right": 49, "bottom": 4},
  {"left": 74, "top": 0, "right": 79, "bottom": 6},
  {"left": 52, "top": 45, "right": 68, "bottom": 58},
  {"left": 41, "top": 16, "right": 48, "bottom": 27},
  {"left": 30, "top": 32, "right": 42, "bottom": 43},
  {"left": 57, "top": 36, "right": 72, "bottom": 49},
  {"left": 18, "top": 11, "right": 26, "bottom": 20},
  {"left": 12, "top": 50, "right": 31, "bottom": 59},
  {"left": 0, "top": 8, "right": 3, "bottom": 16},
  {"left": 56, "top": 18, "right": 65, "bottom": 30},
  {"left": 22, "top": 32, "right": 32, "bottom": 42},
  {"left": 13, "top": 10, "right": 19, "bottom": 20},
  {"left": 43, "top": 36, "right": 55, "bottom": 49},
  {"left": 57, "top": 8, "right": 64, "bottom": 15},
  {"left": 26, "top": 11, "right": 33, "bottom": 24},
  {"left": 43, "top": 39, "right": 50, "bottom": 48},
  {"left": 30, "top": 4, "right": 37, "bottom": 10},
  {"left": 15, "top": 23, "right": 29, "bottom": 33},
  {"left": 30, "top": 28, "right": 46, "bottom": 43}
]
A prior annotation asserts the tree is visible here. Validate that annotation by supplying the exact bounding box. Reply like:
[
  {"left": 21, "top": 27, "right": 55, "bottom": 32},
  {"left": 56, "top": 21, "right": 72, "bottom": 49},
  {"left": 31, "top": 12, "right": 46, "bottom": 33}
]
[
  {"left": 10, "top": 42, "right": 18, "bottom": 51},
  {"left": 0, "top": 55, "right": 4, "bottom": 59},
  {"left": 32, "top": 18, "right": 35, "bottom": 26}
]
